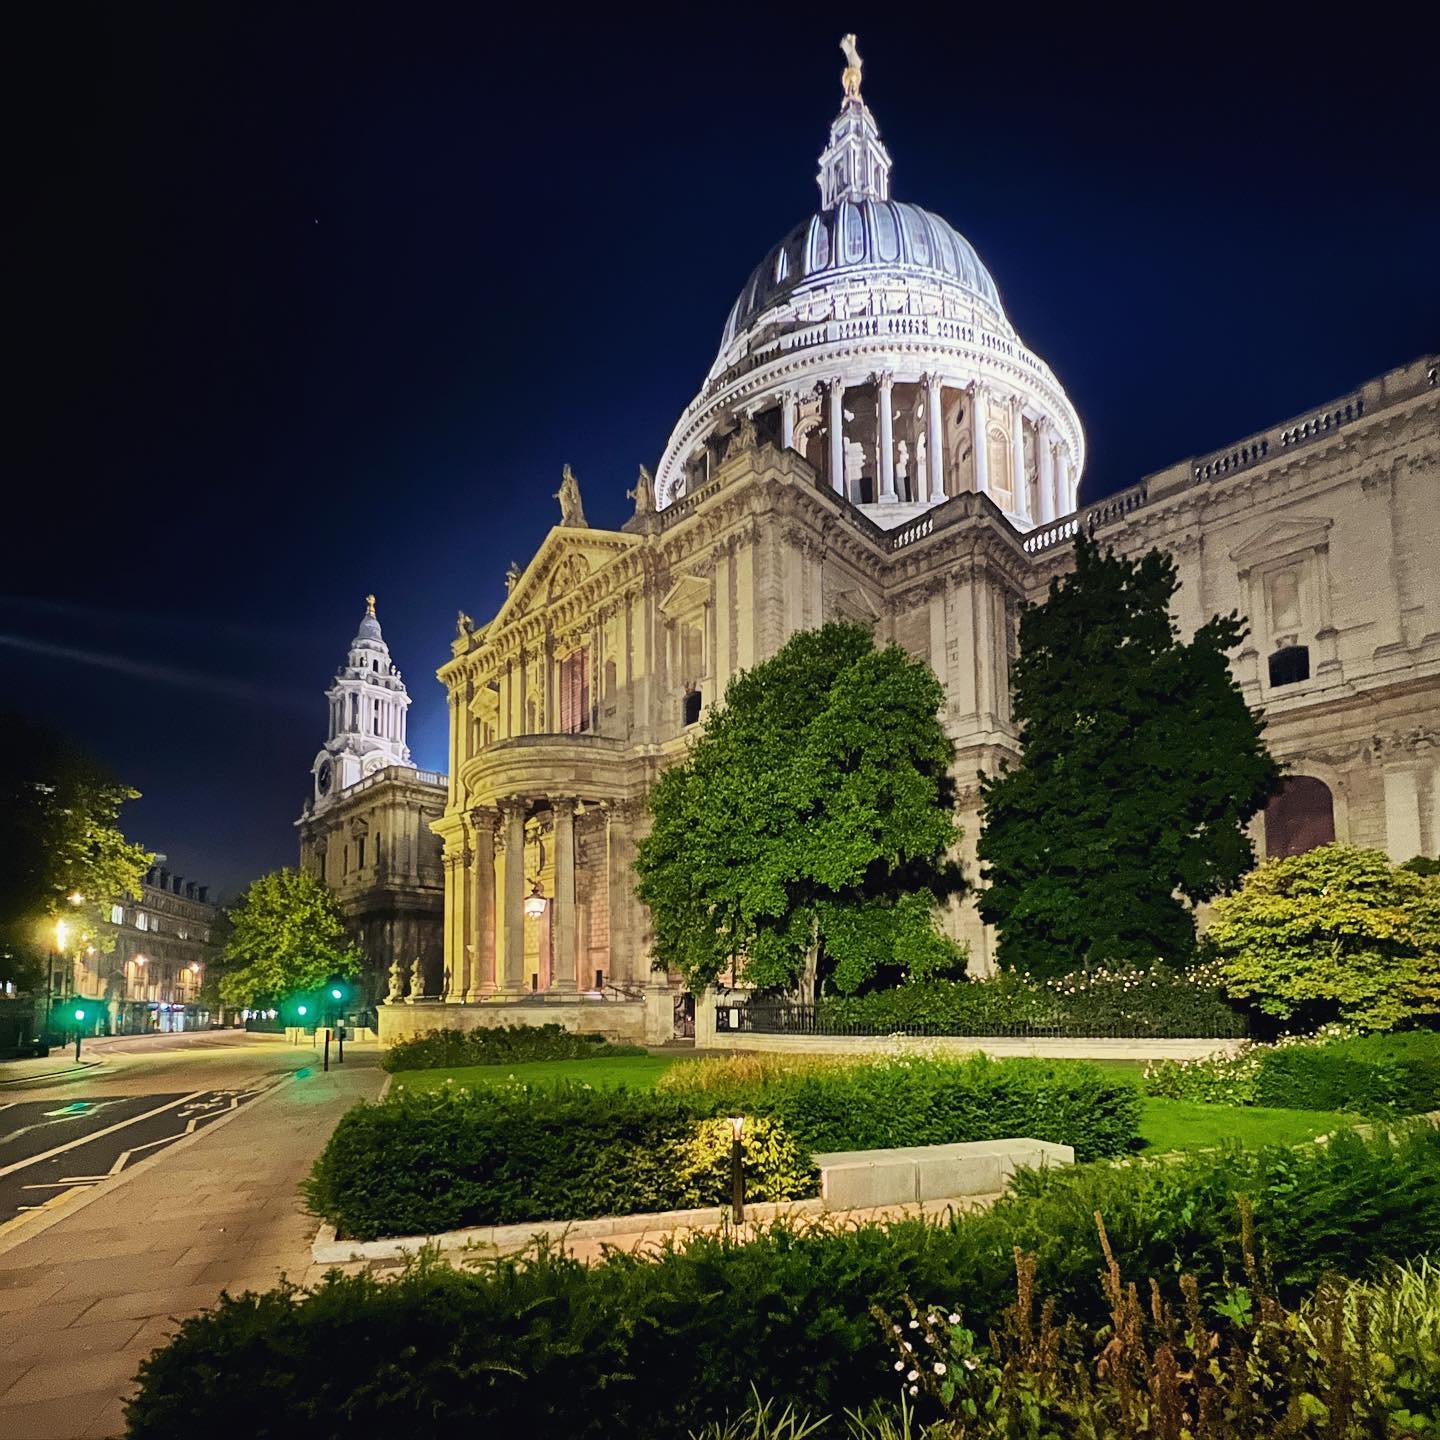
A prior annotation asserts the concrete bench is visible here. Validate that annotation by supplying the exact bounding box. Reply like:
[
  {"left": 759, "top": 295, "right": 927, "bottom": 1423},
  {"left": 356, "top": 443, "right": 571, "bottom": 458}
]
[{"left": 813, "top": 1137, "right": 1074, "bottom": 1209}]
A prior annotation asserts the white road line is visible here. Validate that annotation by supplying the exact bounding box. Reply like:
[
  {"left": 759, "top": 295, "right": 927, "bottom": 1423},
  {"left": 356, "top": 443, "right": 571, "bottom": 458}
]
[{"left": 0, "top": 1092, "right": 205, "bottom": 1180}]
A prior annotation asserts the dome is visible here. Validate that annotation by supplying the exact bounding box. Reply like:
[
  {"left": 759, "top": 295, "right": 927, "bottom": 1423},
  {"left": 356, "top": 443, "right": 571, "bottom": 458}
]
[
  {"left": 354, "top": 594, "right": 384, "bottom": 646},
  {"left": 721, "top": 199, "right": 1003, "bottom": 350},
  {"left": 653, "top": 38, "right": 1085, "bottom": 531}
]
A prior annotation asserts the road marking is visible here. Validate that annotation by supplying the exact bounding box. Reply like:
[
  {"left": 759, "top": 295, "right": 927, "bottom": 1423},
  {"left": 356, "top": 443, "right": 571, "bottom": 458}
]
[{"left": 0, "top": 1091, "right": 204, "bottom": 1180}]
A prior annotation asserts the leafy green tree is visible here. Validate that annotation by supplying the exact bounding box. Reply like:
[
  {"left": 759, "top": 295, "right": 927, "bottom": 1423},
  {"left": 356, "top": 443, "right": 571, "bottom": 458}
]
[
  {"left": 978, "top": 535, "right": 1280, "bottom": 976},
  {"left": 0, "top": 710, "right": 152, "bottom": 990},
  {"left": 1209, "top": 843, "right": 1440, "bottom": 1031},
  {"left": 635, "top": 623, "right": 963, "bottom": 999},
  {"left": 218, "top": 869, "right": 362, "bottom": 1009}
]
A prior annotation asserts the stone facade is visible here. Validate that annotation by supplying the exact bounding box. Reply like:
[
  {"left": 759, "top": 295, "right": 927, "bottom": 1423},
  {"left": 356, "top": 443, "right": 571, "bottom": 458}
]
[
  {"left": 78, "top": 865, "right": 221, "bottom": 1033},
  {"left": 403, "top": 44, "right": 1439, "bottom": 1045},
  {"left": 298, "top": 598, "right": 446, "bottom": 1005}
]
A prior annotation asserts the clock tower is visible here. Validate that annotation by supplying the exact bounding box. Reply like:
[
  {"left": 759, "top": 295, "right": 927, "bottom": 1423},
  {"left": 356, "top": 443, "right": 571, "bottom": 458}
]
[{"left": 309, "top": 594, "right": 414, "bottom": 810}]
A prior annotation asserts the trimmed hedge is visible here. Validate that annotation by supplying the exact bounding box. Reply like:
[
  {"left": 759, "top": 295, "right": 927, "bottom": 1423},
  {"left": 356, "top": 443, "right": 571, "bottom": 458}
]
[
  {"left": 381, "top": 1023, "right": 647, "bottom": 1073},
  {"left": 1254, "top": 1030, "right": 1440, "bottom": 1115},
  {"left": 1144, "top": 1030, "right": 1440, "bottom": 1115},
  {"left": 818, "top": 964, "right": 1246, "bottom": 1038},
  {"left": 305, "top": 1085, "right": 815, "bottom": 1239},
  {"left": 659, "top": 1053, "right": 1141, "bottom": 1160},
  {"left": 132, "top": 1125, "right": 1440, "bottom": 1439},
  {"left": 308, "top": 1055, "right": 1141, "bottom": 1238}
]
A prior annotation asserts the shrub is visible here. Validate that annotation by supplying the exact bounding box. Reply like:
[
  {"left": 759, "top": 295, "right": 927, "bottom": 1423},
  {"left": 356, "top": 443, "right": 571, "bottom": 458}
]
[
  {"left": 1143, "top": 1030, "right": 1440, "bottom": 1116},
  {"left": 817, "top": 963, "right": 1245, "bottom": 1038},
  {"left": 305, "top": 1083, "right": 815, "bottom": 1238},
  {"left": 381, "top": 1023, "right": 647, "bottom": 1073},
  {"left": 1210, "top": 842, "right": 1440, "bottom": 1031},
  {"left": 1254, "top": 1030, "right": 1440, "bottom": 1115},
  {"left": 131, "top": 1126, "right": 1440, "bottom": 1439},
  {"left": 659, "top": 1053, "right": 1141, "bottom": 1163}
]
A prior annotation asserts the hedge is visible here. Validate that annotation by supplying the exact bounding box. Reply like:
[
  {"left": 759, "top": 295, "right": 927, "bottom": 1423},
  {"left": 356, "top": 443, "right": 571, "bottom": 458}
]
[
  {"left": 658, "top": 1053, "right": 1141, "bottom": 1159},
  {"left": 305, "top": 1085, "right": 815, "bottom": 1239},
  {"left": 308, "top": 1055, "right": 1141, "bottom": 1238},
  {"left": 1144, "top": 1030, "right": 1440, "bottom": 1115},
  {"left": 818, "top": 964, "right": 1246, "bottom": 1038},
  {"left": 381, "top": 1023, "right": 647, "bottom": 1073},
  {"left": 131, "top": 1125, "right": 1440, "bottom": 1439}
]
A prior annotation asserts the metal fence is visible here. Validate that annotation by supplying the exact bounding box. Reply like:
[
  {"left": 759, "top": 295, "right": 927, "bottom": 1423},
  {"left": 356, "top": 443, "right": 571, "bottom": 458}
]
[{"left": 712, "top": 1001, "right": 1249, "bottom": 1041}]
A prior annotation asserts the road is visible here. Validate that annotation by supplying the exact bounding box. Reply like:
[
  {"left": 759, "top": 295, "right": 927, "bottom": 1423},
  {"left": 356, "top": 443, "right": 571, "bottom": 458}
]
[{"left": 0, "top": 1030, "right": 328, "bottom": 1238}]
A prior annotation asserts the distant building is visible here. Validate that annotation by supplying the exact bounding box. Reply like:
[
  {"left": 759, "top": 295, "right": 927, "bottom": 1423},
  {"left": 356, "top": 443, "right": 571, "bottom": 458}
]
[
  {"left": 84, "top": 865, "right": 222, "bottom": 1033},
  {"left": 297, "top": 596, "right": 447, "bottom": 1003}
]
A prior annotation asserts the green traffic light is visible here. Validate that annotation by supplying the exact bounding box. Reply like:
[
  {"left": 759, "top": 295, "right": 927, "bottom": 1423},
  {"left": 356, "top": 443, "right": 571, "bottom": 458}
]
[
  {"left": 296, "top": 1004, "right": 308, "bottom": 1016},
  {"left": 330, "top": 987, "right": 342, "bottom": 1000},
  {"left": 74, "top": 1008, "right": 85, "bottom": 1022}
]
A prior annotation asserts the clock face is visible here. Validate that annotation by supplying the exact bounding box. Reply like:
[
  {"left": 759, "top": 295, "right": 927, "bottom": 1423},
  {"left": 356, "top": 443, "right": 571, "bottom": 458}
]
[{"left": 317, "top": 759, "right": 333, "bottom": 796}]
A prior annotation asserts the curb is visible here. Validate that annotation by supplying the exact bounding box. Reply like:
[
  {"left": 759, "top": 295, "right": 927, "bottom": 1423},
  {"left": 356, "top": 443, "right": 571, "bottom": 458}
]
[
  {"left": 0, "top": 1058, "right": 107, "bottom": 1088},
  {"left": 0, "top": 1071, "right": 300, "bottom": 1260}
]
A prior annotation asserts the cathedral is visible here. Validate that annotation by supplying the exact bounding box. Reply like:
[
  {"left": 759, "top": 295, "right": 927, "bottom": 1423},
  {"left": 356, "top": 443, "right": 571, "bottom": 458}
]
[{"left": 378, "top": 40, "right": 1438, "bottom": 1046}]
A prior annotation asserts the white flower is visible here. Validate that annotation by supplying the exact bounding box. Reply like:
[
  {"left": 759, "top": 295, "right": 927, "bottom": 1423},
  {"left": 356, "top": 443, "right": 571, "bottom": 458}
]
[
  {"left": 948, "top": 1312, "right": 961, "bottom": 1325},
  {"left": 964, "top": 1357, "right": 980, "bottom": 1372},
  {"left": 907, "top": 1370, "right": 919, "bottom": 1383},
  {"left": 894, "top": 1361, "right": 904, "bottom": 1372},
  {"left": 933, "top": 1362, "right": 947, "bottom": 1376},
  {"left": 908, "top": 1319, "right": 919, "bottom": 1329},
  {"left": 908, "top": 1385, "right": 919, "bottom": 1397}
]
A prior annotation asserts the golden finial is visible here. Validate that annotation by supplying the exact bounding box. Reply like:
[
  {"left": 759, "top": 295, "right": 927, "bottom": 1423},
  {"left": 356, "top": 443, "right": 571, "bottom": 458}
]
[
  {"left": 365, "top": 593, "right": 376, "bottom": 616},
  {"left": 840, "top": 34, "right": 863, "bottom": 99}
]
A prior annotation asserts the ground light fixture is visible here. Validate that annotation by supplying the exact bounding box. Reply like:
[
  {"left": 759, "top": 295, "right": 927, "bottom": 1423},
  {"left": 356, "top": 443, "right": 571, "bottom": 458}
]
[{"left": 729, "top": 1115, "right": 746, "bottom": 1223}]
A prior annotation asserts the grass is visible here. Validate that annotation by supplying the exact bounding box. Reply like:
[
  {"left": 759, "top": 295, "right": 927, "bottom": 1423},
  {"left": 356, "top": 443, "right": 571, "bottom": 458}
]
[{"left": 389, "top": 1052, "right": 1359, "bottom": 1155}]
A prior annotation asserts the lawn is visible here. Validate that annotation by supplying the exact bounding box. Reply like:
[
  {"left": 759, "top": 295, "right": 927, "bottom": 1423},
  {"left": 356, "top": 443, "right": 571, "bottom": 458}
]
[{"left": 391, "top": 1052, "right": 1358, "bottom": 1155}]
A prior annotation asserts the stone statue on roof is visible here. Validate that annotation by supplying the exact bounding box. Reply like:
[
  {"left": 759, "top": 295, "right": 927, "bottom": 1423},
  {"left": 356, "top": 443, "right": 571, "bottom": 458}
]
[
  {"left": 628, "top": 464, "right": 655, "bottom": 516},
  {"left": 556, "top": 464, "right": 588, "bottom": 528}
]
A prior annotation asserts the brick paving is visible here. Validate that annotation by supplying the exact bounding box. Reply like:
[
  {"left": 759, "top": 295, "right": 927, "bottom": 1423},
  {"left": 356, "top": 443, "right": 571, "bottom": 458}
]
[{"left": 0, "top": 1057, "right": 382, "bottom": 1439}]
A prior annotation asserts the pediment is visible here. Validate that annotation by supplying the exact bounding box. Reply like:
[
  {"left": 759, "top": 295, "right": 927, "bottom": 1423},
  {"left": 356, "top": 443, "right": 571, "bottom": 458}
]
[
  {"left": 659, "top": 573, "right": 710, "bottom": 617},
  {"left": 491, "top": 526, "right": 639, "bottom": 628},
  {"left": 1229, "top": 514, "right": 1332, "bottom": 570}
]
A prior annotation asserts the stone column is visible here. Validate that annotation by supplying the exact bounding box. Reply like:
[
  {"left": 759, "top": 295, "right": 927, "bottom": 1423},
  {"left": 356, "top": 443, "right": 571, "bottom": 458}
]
[
  {"left": 971, "top": 383, "right": 989, "bottom": 495},
  {"left": 1036, "top": 421, "right": 1056, "bottom": 524},
  {"left": 441, "top": 853, "right": 460, "bottom": 999},
  {"left": 924, "top": 373, "right": 946, "bottom": 503},
  {"left": 827, "top": 378, "right": 845, "bottom": 497},
  {"left": 551, "top": 797, "right": 577, "bottom": 992},
  {"left": 500, "top": 798, "right": 527, "bottom": 990},
  {"left": 876, "top": 371, "right": 897, "bottom": 502},
  {"left": 1056, "top": 449, "right": 1072, "bottom": 515},
  {"left": 780, "top": 391, "right": 796, "bottom": 452},
  {"left": 1009, "top": 400, "right": 1030, "bottom": 524},
  {"left": 470, "top": 805, "right": 497, "bottom": 996}
]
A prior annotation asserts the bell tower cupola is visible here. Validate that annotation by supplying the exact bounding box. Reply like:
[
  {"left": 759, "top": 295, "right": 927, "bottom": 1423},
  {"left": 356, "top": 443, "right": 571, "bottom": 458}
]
[{"left": 309, "top": 594, "right": 414, "bottom": 810}]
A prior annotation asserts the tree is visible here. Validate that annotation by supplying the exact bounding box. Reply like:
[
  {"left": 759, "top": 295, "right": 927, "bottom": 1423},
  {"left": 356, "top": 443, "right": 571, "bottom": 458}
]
[
  {"left": 0, "top": 710, "right": 152, "bottom": 991},
  {"left": 635, "top": 623, "right": 963, "bottom": 999},
  {"left": 217, "top": 869, "right": 362, "bottom": 1009},
  {"left": 1208, "top": 843, "right": 1440, "bottom": 1032},
  {"left": 978, "top": 535, "right": 1280, "bottom": 976}
]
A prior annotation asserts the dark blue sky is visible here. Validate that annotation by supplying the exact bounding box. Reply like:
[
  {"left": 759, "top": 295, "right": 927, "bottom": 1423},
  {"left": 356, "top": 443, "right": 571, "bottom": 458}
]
[{"left": 10, "top": 6, "right": 1437, "bottom": 897}]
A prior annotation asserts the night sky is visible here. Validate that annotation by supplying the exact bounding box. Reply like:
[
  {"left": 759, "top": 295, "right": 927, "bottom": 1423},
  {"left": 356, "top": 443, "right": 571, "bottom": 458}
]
[{"left": 10, "top": 6, "right": 1437, "bottom": 899}]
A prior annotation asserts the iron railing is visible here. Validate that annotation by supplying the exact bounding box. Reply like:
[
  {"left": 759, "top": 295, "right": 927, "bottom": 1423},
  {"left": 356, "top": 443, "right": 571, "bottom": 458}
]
[{"left": 713, "top": 1001, "right": 1249, "bottom": 1041}]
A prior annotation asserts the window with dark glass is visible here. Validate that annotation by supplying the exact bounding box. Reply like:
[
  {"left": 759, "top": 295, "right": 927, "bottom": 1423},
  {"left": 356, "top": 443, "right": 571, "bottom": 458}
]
[
  {"left": 1268, "top": 645, "right": 1310, "bottom": 687},
  {"left": 682, "top": 689, "right": 702, "bottom": 726}
]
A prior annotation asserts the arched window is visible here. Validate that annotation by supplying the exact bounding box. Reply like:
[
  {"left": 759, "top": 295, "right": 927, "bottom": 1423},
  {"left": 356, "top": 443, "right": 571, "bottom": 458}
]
[{"left": 1264, "top": 775, "right": 1335, "bottom": 858}]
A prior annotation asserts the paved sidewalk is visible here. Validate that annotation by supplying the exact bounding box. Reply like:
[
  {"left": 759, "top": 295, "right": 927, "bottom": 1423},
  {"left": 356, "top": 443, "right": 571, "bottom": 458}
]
[{"left": 0, "top": 1057, "right": 382, "bottom": 1439}]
